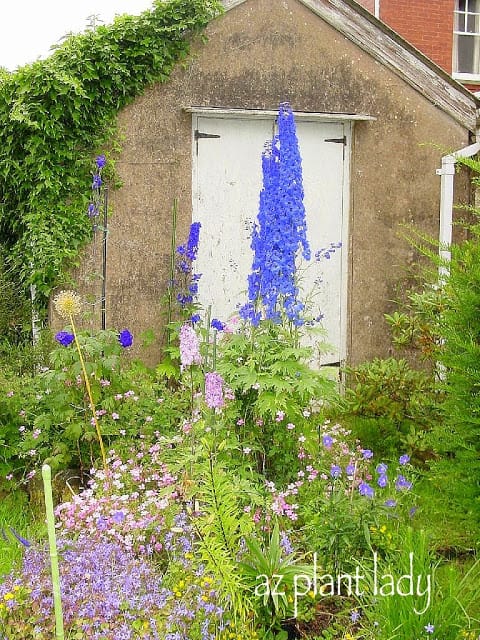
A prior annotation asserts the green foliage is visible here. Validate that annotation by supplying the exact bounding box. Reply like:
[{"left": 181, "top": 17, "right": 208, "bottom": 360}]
[
  {"left": 0, "top": 490, "right": 46, "bottom": 577},
  {"left": 427, "top": 224, "right": 480, "bottom": 532},
  {"left": 0, "top": 250, "right": 31, "bottom": 343},
  {"left": 332, "top": 358, "right": 439, "bottom": 458},
  {"left": 385, "top": 286, "right": 443, "bottom": 359},
  {"left": 0, "top": 0, "right": 222, "bottom": 305},
  {"left": 296, "top": 428, "right": 417, "bottom": 576},
  {"left": 357, "top": 528, "right": 480, "bottom": 639},
  {"left": 239, "top": 522, "right": 313, "bottom": 637},
  {"left": 192, "top": 451, "right": 255, "bottom": 627},
  {"left": 0, "top": 328, "right": 188, "bottom": 478},
  {"left": 390, "top": 196, "right": 480, "bottom": 536},
  {"left": 217, "top": 320, "right": 336, "bottom": 481}
]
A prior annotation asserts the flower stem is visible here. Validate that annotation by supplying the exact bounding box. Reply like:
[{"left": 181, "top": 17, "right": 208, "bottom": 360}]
[{"left": 69, "top": 315, "right": 107, "bottom": 468}]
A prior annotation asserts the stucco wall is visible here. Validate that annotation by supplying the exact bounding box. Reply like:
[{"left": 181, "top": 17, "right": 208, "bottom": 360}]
[{"left": 71, "top": 0, "right": 471, "bottom": 366}]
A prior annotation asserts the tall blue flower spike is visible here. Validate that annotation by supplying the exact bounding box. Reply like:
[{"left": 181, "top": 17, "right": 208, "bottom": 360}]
[{"left": 241, "top": 103, "right": 310, "bottom": 326}]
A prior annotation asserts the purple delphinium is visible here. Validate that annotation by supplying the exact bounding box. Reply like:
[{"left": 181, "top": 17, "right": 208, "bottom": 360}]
[
  {"left": 315, "top": 242, "right": 342, "bottom": 261},
  {"left": 118, "top": 329, "right": 133, "bottom": 348},
  {"left": 96, "top": 154, "right": 106, "bottom": 169},
  {"left": 87, "top": 154, "right": 106, "bottom": 229},
  {"left": 87, "top": 202, "right": 99, "bottom": 218},
  {"left": 92, "top": 173, "right": 102, "bottom": 190},
  {"left": 55, "top": 331, "right": 74, "bottom": 347},
  {"left": 204, "top": 372, "right": 225, "bottom": 409},
  {"left": 399, "top": 454, "right": 410, "bottom": 465},
  {"left": 173, "top": 223, "right": 202, "bottom": 309},
  {"left": 210, "top": 318, "right": 225, "bottom": 331},
  {"left": 361, "top": 449, "right": 373, "bottom": 460},
  {"left": 240, "top": 103, "right": 310, "bottom": 326}
]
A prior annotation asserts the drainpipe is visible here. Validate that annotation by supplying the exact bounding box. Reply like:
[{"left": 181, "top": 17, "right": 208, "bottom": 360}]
[
  {"left": 436, "top": 141, "right": 480, "bottom": 279},
  {"left": 374, "top": 0, "right": 380, "bottom": 19}
]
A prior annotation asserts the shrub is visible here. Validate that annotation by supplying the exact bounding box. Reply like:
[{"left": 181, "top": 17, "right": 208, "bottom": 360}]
[{"left": 330, "top": 358, "right": 439, "bottom": 458}]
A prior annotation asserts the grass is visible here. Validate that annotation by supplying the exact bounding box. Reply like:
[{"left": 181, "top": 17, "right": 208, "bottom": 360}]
[{"left": 0, "top": 487, "right": 46, "bottom": 577}]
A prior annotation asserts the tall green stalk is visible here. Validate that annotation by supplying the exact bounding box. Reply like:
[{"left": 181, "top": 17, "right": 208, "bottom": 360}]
[{"left": 42, "top": 464, "right": 65, "bottom": 640}]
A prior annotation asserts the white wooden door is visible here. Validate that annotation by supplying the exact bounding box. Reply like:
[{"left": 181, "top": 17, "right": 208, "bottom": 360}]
[{"left": 192, "top": 113, "right": 349, "bottom": 365}]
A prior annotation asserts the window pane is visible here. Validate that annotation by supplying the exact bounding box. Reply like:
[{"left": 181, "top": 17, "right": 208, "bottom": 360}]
[
  {"left": 467, "top": 13, "right": 479, "bottom": 32},
  {"left": 458, "top": 0, "right": 466, "bottom": 11},
  {"left": 455, "top": 11, "right": 466, "bottom": 31},
  {"left": 455, "top": 33, "right": 480, "bottom": 73}
]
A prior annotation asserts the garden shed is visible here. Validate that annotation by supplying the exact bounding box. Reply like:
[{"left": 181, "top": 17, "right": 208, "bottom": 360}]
[{"left": 73, "top": 0, "right": 480, "bottom": 367}]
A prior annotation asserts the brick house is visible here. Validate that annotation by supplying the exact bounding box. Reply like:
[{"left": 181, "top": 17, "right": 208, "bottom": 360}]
[{"left": 356, "top": 0, "right": 480, "bottom": 92}]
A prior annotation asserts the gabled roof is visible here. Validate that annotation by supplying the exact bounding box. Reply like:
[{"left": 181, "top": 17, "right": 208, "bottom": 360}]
[{"left": 223, "top": 0, "right": 480, "bottom": 132}]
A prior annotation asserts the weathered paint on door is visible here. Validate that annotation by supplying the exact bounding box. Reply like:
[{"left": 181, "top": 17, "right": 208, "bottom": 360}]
[{"left": 192, "top": 114, "right": 349, "bottom": 365}]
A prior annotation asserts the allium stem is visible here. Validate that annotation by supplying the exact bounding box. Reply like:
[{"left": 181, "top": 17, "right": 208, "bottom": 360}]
[
  {"left": 42, "top": 464, "right": 65, "bottom": 640},
  {"left": 69, "top": 315, "right": 107, "bottom": 468}
]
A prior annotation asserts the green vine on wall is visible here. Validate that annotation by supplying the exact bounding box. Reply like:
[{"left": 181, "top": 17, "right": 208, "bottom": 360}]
[{"left": 0, "top": 0, "right": 222, "bottom": 314}]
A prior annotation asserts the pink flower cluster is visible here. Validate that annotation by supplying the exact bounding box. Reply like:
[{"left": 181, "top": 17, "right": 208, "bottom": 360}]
[
  {"left": 179, "top": 324, "right": 202, "bottom": 370},
  {"left": 204, "top": 372, "right": 225, "bottom": 409},
  {"left": 55, "top": 441, "right": 179, "bottom": 555}
]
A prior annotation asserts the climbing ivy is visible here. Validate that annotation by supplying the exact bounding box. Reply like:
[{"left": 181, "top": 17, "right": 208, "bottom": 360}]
[{"left": 0, "top": 0, "right": 222, "bottom": 311}]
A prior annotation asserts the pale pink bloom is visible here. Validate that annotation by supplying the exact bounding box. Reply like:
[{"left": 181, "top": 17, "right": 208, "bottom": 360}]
[
  {"left": 179, "top": 324, "right": 202, "bottom": 370},
  {"left": 205, "top": 372, "right": 225, "bottom": 409}
]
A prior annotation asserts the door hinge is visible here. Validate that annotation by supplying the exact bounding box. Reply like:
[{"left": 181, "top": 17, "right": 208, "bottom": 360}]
[
  {"left": 324, "top": 136, "right": 347, "bottom": 145},
  {"left": 194, "top": 130, "right": 221, "bottom": 140},
  {"left": 194, "top": 130, "right": 221, "bottom": 154}
]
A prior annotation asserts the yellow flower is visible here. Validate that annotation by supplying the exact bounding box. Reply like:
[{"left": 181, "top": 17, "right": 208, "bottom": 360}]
[
  {"left": 3, "top": 593, "right": 14, "bottom": 601},
  {"left": 380, "top": 525, "right": 387, "bottom": 534},
  {"left": 308, "top": 590, "right": 315, "bottom": 599},
  {"left": 53, "top": 290, "right": 82, "bottom": 319}
]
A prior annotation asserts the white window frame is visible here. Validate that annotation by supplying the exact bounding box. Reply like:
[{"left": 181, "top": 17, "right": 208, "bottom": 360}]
[{"left": 453, "top": 0, "right": 480, "bottom": 82}]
